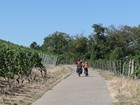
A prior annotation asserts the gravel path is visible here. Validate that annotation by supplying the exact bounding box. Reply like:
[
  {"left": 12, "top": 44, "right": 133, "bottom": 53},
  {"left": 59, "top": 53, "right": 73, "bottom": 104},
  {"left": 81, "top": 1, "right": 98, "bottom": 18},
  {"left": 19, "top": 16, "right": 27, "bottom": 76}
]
[{"left": 32, "top": 65, "right": 112, "bottom": 105}]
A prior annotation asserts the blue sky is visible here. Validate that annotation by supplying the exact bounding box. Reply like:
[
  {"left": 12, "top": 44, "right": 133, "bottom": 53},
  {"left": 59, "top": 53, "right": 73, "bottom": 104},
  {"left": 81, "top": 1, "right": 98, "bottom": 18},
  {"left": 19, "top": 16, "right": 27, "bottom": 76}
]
[{"left": 0, "top": 0, "right": 140, "bottom": 47}]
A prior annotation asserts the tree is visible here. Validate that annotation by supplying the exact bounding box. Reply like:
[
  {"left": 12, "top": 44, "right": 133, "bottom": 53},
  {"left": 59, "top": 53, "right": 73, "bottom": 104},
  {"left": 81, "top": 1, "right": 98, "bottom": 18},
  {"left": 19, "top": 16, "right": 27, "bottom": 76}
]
[
  {"left": 110, "top": 47, "right": 124, "bottom": 60},
  {"left": 89, "top": 24, "right": 108, "bottom": 60},
  {"left": 106, "top": 25, "right": 138, "bottom": 58},
  {"left": 41, "top": 31, "right": 71, "bottom": 54},
  {"left": 30, "top": 41, "right": 40, "bottom": 50},
  {"left": 74, "top": 36, "right": 88, "bottom": 54}
]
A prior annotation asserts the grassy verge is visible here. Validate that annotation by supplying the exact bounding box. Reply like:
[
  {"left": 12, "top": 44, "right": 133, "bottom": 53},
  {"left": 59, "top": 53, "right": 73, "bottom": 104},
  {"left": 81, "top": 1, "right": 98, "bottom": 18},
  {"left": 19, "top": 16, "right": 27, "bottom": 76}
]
[
  {"left": 0, "top": 65, "right": 73, "bottom": 105},
  {"left": 96, "top": 69, "right": 140, "bottom": 105}
]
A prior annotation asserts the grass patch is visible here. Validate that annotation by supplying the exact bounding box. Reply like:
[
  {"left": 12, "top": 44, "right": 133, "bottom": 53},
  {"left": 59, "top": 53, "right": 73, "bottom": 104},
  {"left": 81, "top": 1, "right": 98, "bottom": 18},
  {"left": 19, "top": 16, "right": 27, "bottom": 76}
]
[
  {"left": 97, "top": 69, "right": 115, "bottom": 80},
  {"left": 95, "top": 69, "right": 140, "bottom": 105}
]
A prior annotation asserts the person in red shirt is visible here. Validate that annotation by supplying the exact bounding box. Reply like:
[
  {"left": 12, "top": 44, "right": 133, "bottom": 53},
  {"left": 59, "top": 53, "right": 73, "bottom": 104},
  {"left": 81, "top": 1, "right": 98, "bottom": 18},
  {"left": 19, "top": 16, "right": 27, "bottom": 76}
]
[
  {"left": 76, "top": 59, "right": 83, "bottom": 77},
  {"left": 83, "top": 62, "right": 89, "bottom": 77}
]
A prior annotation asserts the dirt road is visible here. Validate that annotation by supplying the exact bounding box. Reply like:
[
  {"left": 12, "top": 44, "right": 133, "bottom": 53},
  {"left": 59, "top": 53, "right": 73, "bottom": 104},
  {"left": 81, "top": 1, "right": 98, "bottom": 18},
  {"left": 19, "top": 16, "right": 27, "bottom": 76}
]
[{"left": 32, "top": 65, "right": 112, "bottom": 105}]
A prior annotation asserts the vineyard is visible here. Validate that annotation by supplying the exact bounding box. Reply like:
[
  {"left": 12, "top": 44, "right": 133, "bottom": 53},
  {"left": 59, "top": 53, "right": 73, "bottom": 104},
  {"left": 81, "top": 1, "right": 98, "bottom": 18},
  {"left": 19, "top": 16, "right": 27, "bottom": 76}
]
[
  {"left": 0, "top": 39, "right": 62, "bottom": 104},
  {"left": 0, "top": 39, "right": 58, "bottom": 85}
]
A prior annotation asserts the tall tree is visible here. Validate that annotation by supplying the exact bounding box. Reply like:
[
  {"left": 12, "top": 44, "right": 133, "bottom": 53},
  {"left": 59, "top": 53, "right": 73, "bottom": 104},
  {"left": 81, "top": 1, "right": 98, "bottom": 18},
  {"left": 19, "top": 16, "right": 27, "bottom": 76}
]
[
  {"left": 41, "top": 31, "right": 71, "bottom": 54},
  {"left": 89, "top": 24, "right": 108, "bottom": 60},
  {"left": 74, "top": 35, "right": 88, "bottom": 60}
]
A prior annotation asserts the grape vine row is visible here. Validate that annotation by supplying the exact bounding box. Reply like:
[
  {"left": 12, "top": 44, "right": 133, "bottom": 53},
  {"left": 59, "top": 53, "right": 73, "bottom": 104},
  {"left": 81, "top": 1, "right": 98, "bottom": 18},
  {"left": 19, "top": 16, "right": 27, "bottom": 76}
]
[{"left": 0, "top": 39, "right": 57, "bottom": 83}]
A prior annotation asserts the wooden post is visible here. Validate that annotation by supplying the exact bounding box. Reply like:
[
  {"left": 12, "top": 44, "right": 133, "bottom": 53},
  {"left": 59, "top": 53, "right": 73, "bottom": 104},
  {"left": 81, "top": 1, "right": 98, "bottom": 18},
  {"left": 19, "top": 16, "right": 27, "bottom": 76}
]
[
  {"left": 128, "top": 59, "right": 131, "bottom": 77},
  {"left": 119, "top": 60, "right": 122, "bottom": 76},
  {"left": 122, "top": 62, "right": 125, "bottom": 76},
  {"left": 131, "top": 59, "right": 134, "bottom": 75}
]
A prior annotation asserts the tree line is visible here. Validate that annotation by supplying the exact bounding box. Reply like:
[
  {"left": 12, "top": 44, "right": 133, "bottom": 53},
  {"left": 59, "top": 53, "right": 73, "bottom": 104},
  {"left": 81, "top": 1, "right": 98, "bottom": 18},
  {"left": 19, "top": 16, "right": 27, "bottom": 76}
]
[{"left": 30, "top": 23, "right": 140, "bottom": 64}]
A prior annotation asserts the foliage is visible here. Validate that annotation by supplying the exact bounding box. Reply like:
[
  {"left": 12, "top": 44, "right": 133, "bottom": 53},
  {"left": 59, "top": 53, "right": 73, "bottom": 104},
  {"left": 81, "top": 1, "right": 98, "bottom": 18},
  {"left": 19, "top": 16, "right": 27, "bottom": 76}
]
[
  {"left": 88, "top": 24, "right": 109, "bottom": 60},
  {"left": 1, "top": 23, "right": 140, "bottom": 78},
  {"left": 41, "top": 31, "right": 71, "bottom": 54},
  {"left": 133, "top": 66, "right": 140, "bottom": 77},
  {"left": 28, "top": 24, "right": 140, "bottom": 68},
  {"left": 110, "top": 47, "right": 124, "bottom": 60},
  {"left": 30, "top": 41, "right": 40, "bottom": 50},
  {"left": 0, "top": 40, "right": 44, "bottom": 82}
]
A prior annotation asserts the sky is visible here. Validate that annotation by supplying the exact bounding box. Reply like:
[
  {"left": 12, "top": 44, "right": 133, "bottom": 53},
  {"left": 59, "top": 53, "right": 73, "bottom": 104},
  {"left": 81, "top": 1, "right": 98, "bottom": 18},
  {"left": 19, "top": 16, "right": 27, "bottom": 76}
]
[{"left": 0, "top": 0, "right": 140, "bottom": 47}]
